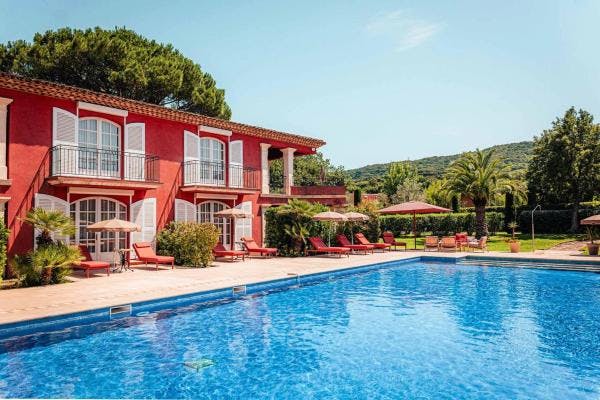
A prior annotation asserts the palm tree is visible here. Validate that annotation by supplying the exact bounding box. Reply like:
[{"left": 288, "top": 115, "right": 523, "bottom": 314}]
[
  {"left": 22, "top": 208, "right": 76, "bottom": 247},
  {"left": 444, "top": 149, "right": 524, "bottom": 238}
]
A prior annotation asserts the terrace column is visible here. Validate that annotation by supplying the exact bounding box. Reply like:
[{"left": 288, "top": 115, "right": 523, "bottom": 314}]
[
  {"left": 281, "top": 147, "right": 296, "bottom": 195},
  {"left": 0, "top": 97, "right": 12, "bottom": 181},
  {"left": 260, "top": 143, "right": 271, "bottom": 194}
]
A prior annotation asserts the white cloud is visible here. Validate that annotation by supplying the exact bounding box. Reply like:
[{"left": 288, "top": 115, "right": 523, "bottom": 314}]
[{"left": 365, "top": 10, "right": 443, "bottom": 51}]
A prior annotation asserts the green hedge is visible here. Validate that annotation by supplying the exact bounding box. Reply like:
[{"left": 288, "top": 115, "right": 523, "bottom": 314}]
[
  {"left": 265, "top": 207, "right": 328, "bottom": 257},
  {"left": 0, "top": 219, "right": 8, "bottom": 282},
  {"left": 380, "top": 212, "right": 504, "bottom": 236},
  {"left": 518, "top": 209, "right": 600, "bottom": 234}
]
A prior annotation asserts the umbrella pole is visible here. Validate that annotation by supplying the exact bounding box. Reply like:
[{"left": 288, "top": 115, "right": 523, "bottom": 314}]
[
  {"left": 413, "top": 212, "right": 417, "bottom": 250},
  {"left": 351, "top": 223, "right": 354, "bottom": 244}
]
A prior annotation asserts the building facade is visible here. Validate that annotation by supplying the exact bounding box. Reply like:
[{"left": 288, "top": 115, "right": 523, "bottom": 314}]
[{"left": 0, "top": 73, "right": 346, "bottom": 261}]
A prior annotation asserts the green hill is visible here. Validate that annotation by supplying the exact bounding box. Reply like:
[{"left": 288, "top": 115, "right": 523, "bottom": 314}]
[{"left": 348, "top": 141, "right": 533, "bottom": 181}]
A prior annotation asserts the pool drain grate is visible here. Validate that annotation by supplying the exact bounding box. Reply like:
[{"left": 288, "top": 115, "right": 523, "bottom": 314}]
[{"left": 184, "top": 359, "right": 215, "bottom": 371}]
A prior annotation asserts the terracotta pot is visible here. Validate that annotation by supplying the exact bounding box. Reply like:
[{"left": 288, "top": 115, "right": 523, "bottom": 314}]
[
  {"left": 508, "top": 241, "right": 520, "bottom": 253},
  {"left": 587, "top": 243, "right": 599, "bottom": 256}
]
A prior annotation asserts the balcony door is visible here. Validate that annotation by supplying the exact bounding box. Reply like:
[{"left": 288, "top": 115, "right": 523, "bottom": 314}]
[
  {"left": 199, "top": 138, "right": 225, "bottom": 186},
  {"left": 70, "top": 198, "right": 127, "bottom": 262},
  {"left": 78, "top": 119, "right": 120, "bottom": 178}
]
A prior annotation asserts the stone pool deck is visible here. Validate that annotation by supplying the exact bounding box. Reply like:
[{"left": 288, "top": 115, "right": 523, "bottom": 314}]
[{"left": 0, "top": 249, "right": 599, "bottom": 326}]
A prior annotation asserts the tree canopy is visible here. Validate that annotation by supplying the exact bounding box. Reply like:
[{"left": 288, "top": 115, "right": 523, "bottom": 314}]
[
  {"left": 0, "top": 27, "right": 231, "bottom": 119},
  {"left": 526, "top": 107, "right": 600, "bottom": 231},
  {"left": 444, "top": 149, "right": 523, "bottom": 237}
]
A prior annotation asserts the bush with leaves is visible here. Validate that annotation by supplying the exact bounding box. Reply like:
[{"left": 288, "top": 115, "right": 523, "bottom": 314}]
[
  {"left": 337, "top": 202, "right": 382, "bottom": 243},
  {"left": 380, "top": 212, "right": 503, "bottom": 237},
  {"left": 264, "top": 199, "right": 328, "bottom": 256},
  {"left": 12, "top": 243, "right": 81, "bottom": 287},
  {"left": 157, "top": 222, "right": 220, "bottom": 267},
  {"left": 22, "top": 207, "right": 75, "bottom": 247},
  {"left": 518, "top": 209, "right": 600, "bottom": 234}
]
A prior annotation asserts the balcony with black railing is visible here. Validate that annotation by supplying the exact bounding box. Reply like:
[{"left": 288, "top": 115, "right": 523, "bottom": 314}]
[
  {"left": 182, "top": 160, "right": 260, "bottom": 190},
  {"left": 50, "top": 145, "right": 160, "bottom": 183}
]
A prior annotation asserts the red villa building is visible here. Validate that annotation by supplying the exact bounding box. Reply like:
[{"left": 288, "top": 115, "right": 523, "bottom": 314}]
[{"left": 0, "top": 73, "right": 346, "bottom": 261}]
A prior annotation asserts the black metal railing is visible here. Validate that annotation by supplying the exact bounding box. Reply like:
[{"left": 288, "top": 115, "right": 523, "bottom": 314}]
[
  {"left": 183, "top": 160, "right": 259, "bottom": 189},
  {"left": 50, "top": 145, "right": 159, "bottom": 182}
]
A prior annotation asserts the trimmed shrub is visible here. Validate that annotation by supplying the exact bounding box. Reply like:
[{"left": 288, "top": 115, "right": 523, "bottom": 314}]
[
  {"left": 518, "top": 209, "right": 600, "bottom": 234},
  {"left": 380, "top": 212, "right": 503, "bottom": 236},
  {"left": 157, "top": 221, "right": 220, "bottom": 267}
]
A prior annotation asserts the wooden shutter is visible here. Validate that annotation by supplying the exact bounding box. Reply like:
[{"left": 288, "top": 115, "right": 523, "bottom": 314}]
[
  {"left": 52, "top": 108, "right": 78, "bottom": 146},
  {"left": 34, "top": 193, "right": 71, "bottom": 246},
  {"left": 229, "top": 140, "right": 243, "bottom": 188},
  {"left": 175, "top": 199, "right": 196, "bottom": 222},
  {"left": 125, "top": 123, "right": 145, "bottom": 180},
  {"left": 130, "top": 198, "right": 157, "bottom": 247},
  {"left": 234, "top": 201, "right": 252, "bottom": 246},
  {"left": 184, "top": 131, "right": 200, "bottom": 184},
  {"left": 52, "top": 108, "right": 78, "bottom": 176}
]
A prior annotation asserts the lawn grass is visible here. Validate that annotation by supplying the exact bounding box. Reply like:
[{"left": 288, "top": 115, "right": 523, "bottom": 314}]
[{"left": 394, "top": 233, "right": 585, "bottom": 253}]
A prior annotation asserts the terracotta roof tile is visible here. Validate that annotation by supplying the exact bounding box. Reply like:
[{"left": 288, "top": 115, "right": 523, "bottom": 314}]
[{"left": 0, "top": 72, "right": 326, "bottom": 149}]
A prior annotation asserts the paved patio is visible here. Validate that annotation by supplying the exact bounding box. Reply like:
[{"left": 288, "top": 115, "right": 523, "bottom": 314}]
[{"left": 0, "top": 249, "right": 598, "bottom": 326}]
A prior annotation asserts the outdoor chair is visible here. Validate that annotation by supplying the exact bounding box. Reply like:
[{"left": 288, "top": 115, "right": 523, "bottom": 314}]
[
  {"left": 382, "top": 231, "right": 408, "bottom": 251},
  {"left": 74, "top": 245, "right": 111, "bottom": 278},
  {"left": 354, "top": 232, "right": 391, "bottom": 252},
  {"left": 213, "top": 243, "right": 245, "bottom": 262},
  {"left": 424, "top": 236, "right": 440, "bottom": 251},
  {"left": 307, "top": 237, "right": 351, "bottom": 257},
  {"left": 440, "top": 237, "right": 458, "bottom": 251},
  {"left": 467, "top": 236, "right": 488, "bottom": 252},
  {"left": 336, "top": 234, "right": 374, "bottom": 254},
  {"left": 132, "top": 242, "right": 175, "bottom": 270},
  {"left": 241, "top": 237, "right": 278, "bottom": 257}
]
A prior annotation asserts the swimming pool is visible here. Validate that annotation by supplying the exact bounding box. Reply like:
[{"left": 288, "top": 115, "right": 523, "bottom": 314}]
[{"left": 1, "top": 259, "right": 599, "bottom": 399}]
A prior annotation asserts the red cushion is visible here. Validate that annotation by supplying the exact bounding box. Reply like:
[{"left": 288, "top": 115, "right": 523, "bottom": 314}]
[{"left": 77, "top": 261, "right": 110, "bottom": 269}]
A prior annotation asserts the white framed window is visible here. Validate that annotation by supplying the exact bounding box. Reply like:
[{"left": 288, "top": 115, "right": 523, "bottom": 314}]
[
  {"left": 70, "top": 197, "right": 127, "bottom": 262},
  {"left": 198, "top": 201, "right": 230, "bottom": 248},
  {"left": 77, "top": 118, "right": 120, "bottom": 177}
]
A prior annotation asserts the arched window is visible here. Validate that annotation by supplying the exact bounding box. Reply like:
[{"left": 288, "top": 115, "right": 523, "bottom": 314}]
[
  {"left": 198, "top": 201, "right": 230, "bottom": 247},
  {"left": 78, "top": 118, "right": 120, "bottom": 177},
  {"left": 70, "top": 197, "right": 127, "bottom": 262}
]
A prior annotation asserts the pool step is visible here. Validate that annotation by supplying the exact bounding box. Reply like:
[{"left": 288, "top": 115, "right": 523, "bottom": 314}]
[{"left": 457, "top": 258, "right": 600, "bottom": 273}]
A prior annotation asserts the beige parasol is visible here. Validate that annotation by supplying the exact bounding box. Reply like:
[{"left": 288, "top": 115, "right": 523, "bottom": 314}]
[
  {"left": 214, "top": 207, "right": 252, "bottom": 249},
  {"left": 86, "top": 218, "right": 141, "bottom": 232},
  {"left": 312, "top": 211, "right": 347, "bottom": 246},
  {"left": 343, "top": 212, "right": 369, "bottom": 244}
]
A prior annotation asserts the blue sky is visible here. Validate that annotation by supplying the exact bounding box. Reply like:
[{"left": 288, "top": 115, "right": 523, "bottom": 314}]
[{"left": 1, "top": 0, "right": 599, "bottom": 168}]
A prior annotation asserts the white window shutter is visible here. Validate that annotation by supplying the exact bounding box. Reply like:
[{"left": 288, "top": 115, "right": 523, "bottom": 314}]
[
  {"left": 184, "top": 131, "right": 200, "bottom": 184},
  {"left": 34, "top": 193, "right": 71, "bottom": 246},
  {"left": 229, "top": 140, "right": 243, "bottom": 188},
  {"left": 234, "top": 201, "right": 252, "bottom": 246},
  {"left": 175, "top": 199, "right": 196, "bottom": 222},
  {"left": 184, "top": 131, "right": 200, "bottom": 161},
  {"left": 52, "top": 107, "right": 78, "bottom": 146},
  {"left": 125, "top": 123, "right": 146, "bottom": 181},
  {"left": 130, "top": 198, "right": 156, "bottom": 247}
]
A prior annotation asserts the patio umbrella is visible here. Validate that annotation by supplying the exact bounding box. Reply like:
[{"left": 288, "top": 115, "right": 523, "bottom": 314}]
[
  {"left": 343, "top": 212, "right": 369, "bottom": 244},
  {"left": 214, "top": 207, "right": 252, "bottom": 250},
  {"left": 312, "top": 211, "right": 348, "bottom": 246},
  {"left": 581, "top": 215, "right": 600, "bottom": 225},
  {"left": 86, "top": 218, "right": 141, "bottom": 232},
  {"left": 377, "top": 201, "right": 451, "bottom": 249}
]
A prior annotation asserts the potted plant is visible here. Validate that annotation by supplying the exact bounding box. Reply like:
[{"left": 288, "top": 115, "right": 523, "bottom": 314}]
[
  {"left": 586, "top": 226, "right": 599, "bottom": 256},
  {"left": 507, "top": 222, "right": 520, "bottom": 253}
]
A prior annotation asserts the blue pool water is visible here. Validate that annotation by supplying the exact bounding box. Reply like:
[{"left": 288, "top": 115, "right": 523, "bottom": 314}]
[{"left": 1, "top": 260, "right": 600, "bottom": 399}]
